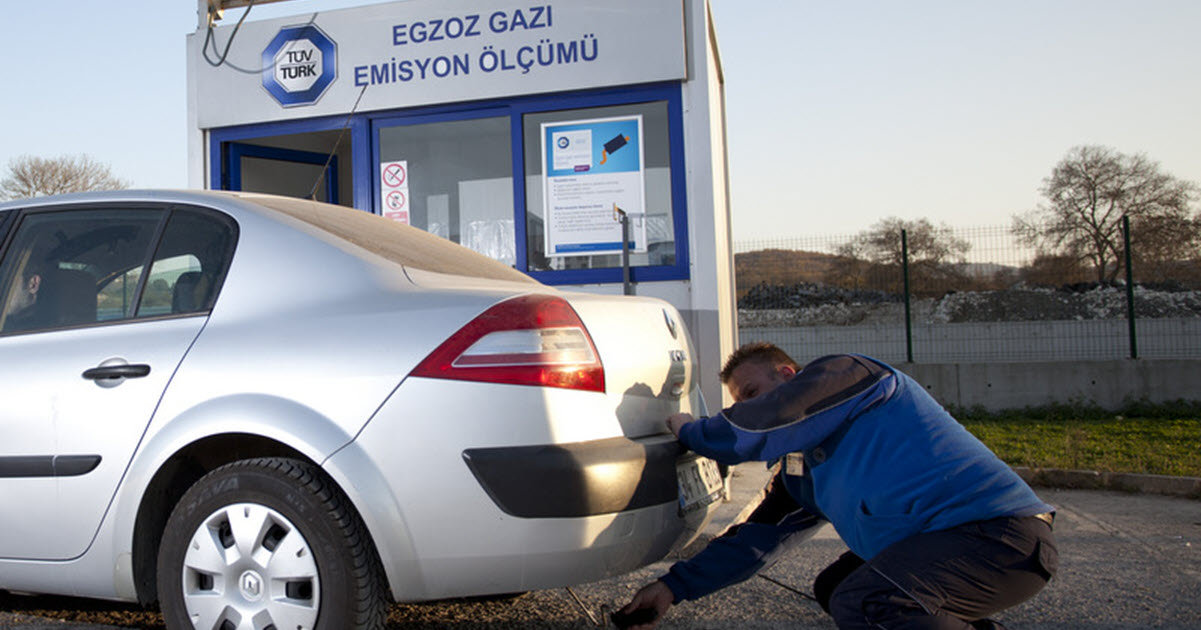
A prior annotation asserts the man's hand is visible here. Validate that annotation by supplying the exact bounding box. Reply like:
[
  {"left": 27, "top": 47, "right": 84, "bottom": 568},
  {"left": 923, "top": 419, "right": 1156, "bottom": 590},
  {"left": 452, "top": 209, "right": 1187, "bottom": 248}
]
[
  {"left": 617, "top": 580, "right": 674, "bottom": 629},
  {"left": 666, "top": 412, "right": 694, "bottom": 438}
]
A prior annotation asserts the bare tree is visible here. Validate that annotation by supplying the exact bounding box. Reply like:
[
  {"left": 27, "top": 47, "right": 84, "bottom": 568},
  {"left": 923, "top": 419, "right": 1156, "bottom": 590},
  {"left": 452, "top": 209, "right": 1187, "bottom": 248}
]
[
  {"left": 1126, "top": 212, "right": 1201, "bottom": 286},
  {"left": 1020, "top": 253, "right": 1090, "bottom": 287},
  {"left": 832, "top": 217, "right": 971, "bottom": 295},
  {"left": 858, "top": 217, "right": 970, "bottom": 266},
  {"left": 1013, "top": 145, "right": 1198, "bottom": 284},
  {"left": 827, "top": 239, "right": 873, "bottom": 291},
  {"left": 0, "top": 154, "right": 129, "bottom": 200}
]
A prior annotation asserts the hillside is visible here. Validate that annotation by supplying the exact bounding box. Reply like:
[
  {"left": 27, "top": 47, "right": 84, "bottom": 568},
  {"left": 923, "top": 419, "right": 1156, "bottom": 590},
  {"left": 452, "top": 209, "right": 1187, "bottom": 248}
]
[{"left": 734, "top": 248, "right": 841, "bottom": 296}]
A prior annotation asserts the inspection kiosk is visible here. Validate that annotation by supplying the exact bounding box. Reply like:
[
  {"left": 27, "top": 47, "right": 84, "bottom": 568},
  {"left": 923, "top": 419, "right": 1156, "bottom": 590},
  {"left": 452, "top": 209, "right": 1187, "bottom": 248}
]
[{"left": 189, "top": 0, "right": 737, "bottom": 407}]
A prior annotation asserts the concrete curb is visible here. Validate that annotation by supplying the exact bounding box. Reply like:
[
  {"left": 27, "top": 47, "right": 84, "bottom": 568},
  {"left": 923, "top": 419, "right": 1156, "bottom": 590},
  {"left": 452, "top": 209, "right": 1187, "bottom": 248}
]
[{"left": 1013, "top": 466, "right": 1201, "bottom": 500}]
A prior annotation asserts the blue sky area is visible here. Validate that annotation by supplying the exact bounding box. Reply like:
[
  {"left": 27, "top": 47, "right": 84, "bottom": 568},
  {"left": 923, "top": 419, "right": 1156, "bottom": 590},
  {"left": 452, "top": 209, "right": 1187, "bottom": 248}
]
[{"left": 1, "top": 0, "right": 1198, "bottom": 241}]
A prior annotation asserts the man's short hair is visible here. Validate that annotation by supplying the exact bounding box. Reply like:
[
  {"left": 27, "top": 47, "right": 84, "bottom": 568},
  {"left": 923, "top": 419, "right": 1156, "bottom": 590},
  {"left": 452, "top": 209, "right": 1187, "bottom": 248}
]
[{"left": 720, "top": 342, "right": 800, "bottom": 383}]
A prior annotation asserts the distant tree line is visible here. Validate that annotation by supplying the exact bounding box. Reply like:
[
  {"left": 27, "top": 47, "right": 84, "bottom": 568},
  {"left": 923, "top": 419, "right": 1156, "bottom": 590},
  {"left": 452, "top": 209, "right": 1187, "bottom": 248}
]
[
  {"left": 826, "top": 217, "right": 971, "bottom": 296},
  {"left": 0, "top": 154, "right": 128, "bottom": 201},
  {"left": 5, "top": 148, "right": 1197, "bottom": 294},
  {"left": 738, "top": 145, "right": 1201, "bottom": 298}
]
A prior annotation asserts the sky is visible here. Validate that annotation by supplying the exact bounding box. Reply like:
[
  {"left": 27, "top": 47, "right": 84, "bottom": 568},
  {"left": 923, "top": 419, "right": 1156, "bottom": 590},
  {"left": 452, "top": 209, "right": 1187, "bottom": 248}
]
[{"left": 1, "top": 1, "right": 1199, "bottom": 242}]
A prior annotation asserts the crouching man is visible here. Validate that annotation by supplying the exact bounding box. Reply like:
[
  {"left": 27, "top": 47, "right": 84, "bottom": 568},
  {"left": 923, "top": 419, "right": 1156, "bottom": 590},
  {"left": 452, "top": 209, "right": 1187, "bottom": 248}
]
[{"left": 620, "top": 343, "right": 1057, "bottom": 629}]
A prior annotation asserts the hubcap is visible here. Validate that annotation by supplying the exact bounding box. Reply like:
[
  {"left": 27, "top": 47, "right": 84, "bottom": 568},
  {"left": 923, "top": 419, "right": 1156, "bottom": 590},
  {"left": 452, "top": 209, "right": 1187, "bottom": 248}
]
[
  {"left": 181, "top": 503, "right": 320, "bottom": 629},
  {"left": 239, "top": 570, "right": 264, "bottom": 601}
]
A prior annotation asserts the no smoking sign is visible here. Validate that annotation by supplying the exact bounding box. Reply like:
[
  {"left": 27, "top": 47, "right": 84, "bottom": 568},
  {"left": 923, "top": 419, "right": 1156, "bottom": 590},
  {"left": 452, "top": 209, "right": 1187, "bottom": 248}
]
[
  {"left": 380, "top": 160, "right": 410, "bottom": 224},
  {"left": 382, "top": 162, "right": 406, "bottom": 188}
]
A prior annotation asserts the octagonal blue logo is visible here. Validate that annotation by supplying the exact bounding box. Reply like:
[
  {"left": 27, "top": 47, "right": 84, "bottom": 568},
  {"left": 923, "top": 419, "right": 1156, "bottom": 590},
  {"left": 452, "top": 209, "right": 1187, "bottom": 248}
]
[{"left": 262, "top": 24, "right": 337, "bottom": 107}]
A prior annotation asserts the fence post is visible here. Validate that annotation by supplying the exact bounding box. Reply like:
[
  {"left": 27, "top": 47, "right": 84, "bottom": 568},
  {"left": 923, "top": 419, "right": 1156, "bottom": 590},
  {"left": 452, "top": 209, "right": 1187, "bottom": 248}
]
[
  {"left": 902, "top": 229, "right": 913, "bottom": 363},
  {"left": 1123, "top": 215, "right": 1137, "bottom": 359}
]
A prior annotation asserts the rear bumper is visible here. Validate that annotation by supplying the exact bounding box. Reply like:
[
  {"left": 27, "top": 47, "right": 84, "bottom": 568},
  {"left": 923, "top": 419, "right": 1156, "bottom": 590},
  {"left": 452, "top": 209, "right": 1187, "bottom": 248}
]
[
  {"left": 462, "top": 436, "right": 686, "bottom": 518},
  {"left": 342, "top": 377, "right": 720, "bottom": 600}
]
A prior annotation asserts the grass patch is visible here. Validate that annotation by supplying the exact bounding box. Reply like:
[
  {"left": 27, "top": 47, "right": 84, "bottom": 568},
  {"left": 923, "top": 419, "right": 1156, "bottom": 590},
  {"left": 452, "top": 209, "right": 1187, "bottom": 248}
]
[{"left": 956, "top": 401, "right": 1201, "bottom": 477}]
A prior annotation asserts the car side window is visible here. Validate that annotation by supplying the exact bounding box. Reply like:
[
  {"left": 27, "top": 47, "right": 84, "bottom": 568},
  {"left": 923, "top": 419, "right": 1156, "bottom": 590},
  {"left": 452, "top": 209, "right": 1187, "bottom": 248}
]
[
  {"left": 0, "top": 209, "right": 163, "bottom": 334},
  {"left": 0, "top": 207, "right": 237, "bottom": 334},
  {"left": 139, "top": 209, "right": 236, "bottom": 317}
]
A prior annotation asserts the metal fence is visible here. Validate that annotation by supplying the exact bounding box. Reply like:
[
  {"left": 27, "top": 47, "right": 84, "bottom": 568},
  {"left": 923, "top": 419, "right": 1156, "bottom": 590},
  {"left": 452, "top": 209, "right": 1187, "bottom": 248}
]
[{"left": 734, "top": 222, "right": 1201, "bottom": 364}]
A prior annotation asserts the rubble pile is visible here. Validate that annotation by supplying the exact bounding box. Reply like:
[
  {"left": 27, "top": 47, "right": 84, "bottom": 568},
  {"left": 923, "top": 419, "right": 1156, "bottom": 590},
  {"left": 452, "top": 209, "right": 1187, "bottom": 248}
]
[{"left": 739, "top": 283, "right": 1201, "bottom": 327}]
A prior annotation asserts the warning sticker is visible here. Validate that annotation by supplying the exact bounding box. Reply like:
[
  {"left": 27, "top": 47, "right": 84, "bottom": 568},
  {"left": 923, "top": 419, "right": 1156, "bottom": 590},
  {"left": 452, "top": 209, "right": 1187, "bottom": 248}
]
[{"left": 380, "top": 160, "right": 410, "bottom": 225}]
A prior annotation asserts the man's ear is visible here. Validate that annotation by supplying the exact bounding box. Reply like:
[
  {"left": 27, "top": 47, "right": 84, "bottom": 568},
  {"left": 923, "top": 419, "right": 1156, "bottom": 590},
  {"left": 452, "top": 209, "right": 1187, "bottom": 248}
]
[
  {"left": 28, "top": 274, "right": 41, "bottom": 295},
  {"left": 776, "top": 364, "right": 797, "bottom": 379}
]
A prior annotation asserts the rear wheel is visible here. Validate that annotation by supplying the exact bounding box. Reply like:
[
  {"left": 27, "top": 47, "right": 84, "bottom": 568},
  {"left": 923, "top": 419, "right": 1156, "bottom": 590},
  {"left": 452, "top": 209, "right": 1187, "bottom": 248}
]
[{"left": 157, "top": 457, "right": 388, "bottom": 630}]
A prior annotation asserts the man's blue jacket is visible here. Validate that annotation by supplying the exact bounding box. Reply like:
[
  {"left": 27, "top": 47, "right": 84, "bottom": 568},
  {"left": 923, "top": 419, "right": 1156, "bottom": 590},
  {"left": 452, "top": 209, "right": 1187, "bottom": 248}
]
[{"left": 661, "top": 354, "right": 1053, "bottom": 603}]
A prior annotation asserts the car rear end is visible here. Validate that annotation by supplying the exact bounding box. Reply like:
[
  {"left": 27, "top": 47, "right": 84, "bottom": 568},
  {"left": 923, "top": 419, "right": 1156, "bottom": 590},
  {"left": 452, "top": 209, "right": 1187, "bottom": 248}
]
[
  {"left": 343, "top": 279, "right": 722, "bottom": 602},
  {"left": 244, "top": 195, "right": 723, "bottom": 601}
]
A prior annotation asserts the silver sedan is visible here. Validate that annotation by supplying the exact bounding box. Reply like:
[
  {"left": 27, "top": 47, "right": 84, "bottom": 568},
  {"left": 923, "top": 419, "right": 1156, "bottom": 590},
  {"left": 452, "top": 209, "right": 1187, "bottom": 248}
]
[{"left": 0, "top": 190, "right": 722, "bottom": 630}]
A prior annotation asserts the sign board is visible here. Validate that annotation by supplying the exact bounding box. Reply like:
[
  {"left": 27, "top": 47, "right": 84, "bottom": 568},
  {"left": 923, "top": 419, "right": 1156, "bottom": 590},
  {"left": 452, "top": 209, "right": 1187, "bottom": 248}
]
[
  {"left": 542, "top": 115, "right": 646, "bottom": 256},
  {"left": 261, "top": 24, "right": 338, "bottom": 107},
  {"left": 192, "top": 0, "right": 686, "bottom": 128},
  {"left": 380, "top": 160, "right": 410, "bottom": 224}
]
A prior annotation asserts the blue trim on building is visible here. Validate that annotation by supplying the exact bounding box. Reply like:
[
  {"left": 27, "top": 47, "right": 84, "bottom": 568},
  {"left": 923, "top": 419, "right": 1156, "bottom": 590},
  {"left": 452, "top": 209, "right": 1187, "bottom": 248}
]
[
  {"left": 666, "top": 88, "right": 691, "bottom": 277},
  {"left": 225, "top": 142, "right": 339, "bottom": 205},
  {"left": 350, "top": 117, "right": 371, "bottom": 211},
  {"left": 509, "top": 111, "right": 530, "bottom": 273},
  {"left": 369, "top": 106, "right": 510, "bottom": 217},
  {"left": 208, "top": 82, "right": 689, "bottom": 285},
  {"left": 210, "top": 114, "right": 359, "bottom": 197}
]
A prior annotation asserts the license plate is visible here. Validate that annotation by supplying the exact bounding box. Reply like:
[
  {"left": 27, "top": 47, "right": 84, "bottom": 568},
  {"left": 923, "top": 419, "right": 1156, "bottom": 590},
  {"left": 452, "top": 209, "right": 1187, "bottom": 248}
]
[{"left": 676, "top": 457, "right": 723, "bottom": 513}]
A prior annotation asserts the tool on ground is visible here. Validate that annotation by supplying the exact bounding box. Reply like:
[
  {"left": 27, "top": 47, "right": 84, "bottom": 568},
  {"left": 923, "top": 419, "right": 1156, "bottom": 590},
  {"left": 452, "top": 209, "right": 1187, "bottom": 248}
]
[
  {"left": 610, "top": 607, "right": 658, "bottom": 629},
  {"left": 564, "top": 586, "right": 603, "bottom": 626}
]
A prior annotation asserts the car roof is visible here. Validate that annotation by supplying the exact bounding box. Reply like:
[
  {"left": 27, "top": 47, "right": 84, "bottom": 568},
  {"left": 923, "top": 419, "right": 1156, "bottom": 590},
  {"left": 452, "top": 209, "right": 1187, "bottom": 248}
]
[{"left": 0, "top": 190, "right": 537, "bottom": 285}]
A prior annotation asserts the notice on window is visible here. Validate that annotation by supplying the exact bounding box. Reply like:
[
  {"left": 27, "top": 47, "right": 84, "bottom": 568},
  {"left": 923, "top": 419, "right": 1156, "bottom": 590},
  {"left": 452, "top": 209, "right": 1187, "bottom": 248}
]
[
  {"left": 542, "top": 116, "right": 646, "bottom": 256},
  {"left": 380, "top": 160, "right": 410, "bottom": 225}
]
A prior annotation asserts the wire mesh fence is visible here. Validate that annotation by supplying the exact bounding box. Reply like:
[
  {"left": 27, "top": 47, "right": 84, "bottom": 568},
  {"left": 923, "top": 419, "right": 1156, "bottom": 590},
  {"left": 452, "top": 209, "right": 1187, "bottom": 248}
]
[{"left": 734, "top": 223, "right": 1201, "bottom": 363}]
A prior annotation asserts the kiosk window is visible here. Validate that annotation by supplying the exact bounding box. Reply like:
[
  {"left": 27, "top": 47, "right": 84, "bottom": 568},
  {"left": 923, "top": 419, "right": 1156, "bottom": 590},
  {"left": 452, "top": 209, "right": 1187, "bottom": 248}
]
[
  {"left": 219, "top": 85, "right": 687, "bottom": 282},
  {"left": 522, "top": 101, "right": 675, "bottom": 273},
  {"left": 378, "top": 116, "right": 515, "bottom": 266}
]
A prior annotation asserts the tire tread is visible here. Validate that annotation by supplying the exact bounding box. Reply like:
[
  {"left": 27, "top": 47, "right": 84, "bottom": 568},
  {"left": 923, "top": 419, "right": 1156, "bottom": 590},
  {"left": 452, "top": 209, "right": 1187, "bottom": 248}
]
[{"left": 160, "top": 457, "right": 389, "bottom": 630}]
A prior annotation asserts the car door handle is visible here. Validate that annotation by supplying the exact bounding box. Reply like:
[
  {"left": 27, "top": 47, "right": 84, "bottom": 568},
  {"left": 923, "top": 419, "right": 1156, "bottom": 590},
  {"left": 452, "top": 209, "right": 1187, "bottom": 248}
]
[{"left": 82, "top": 364, "right": 151, "bottom": 380}]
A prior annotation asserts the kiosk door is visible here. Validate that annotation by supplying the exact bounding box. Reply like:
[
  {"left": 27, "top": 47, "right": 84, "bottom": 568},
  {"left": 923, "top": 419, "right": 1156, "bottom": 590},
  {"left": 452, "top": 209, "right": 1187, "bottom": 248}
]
[{"left": 225, "top": 142, "right": 338, "bottom": 204}]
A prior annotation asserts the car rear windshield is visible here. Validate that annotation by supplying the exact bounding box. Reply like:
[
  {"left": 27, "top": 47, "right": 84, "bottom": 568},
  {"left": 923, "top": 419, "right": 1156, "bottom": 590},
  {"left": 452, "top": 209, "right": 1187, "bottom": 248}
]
[{"left": 251, "top": 195, "right": 538, "bottom": 285}]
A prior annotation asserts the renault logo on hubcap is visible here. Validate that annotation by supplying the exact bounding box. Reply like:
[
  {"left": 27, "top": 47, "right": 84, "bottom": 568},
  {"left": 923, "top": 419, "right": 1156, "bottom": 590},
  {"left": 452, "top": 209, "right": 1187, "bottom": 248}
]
[{"left": 240, "top": 570, "right": 264, "bottom": 601}]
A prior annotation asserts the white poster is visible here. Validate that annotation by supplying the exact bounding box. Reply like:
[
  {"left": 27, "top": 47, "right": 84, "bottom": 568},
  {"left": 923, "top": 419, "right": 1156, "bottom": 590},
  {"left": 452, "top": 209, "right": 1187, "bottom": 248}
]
[{"left": 541, "top": 115, "right": 646, "bottom": 256}]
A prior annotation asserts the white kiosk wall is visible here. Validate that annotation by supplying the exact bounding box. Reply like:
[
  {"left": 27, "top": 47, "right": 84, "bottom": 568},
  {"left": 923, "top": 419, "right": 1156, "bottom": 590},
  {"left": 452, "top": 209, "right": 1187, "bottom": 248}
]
[{"left": 188, "top": 0, "right": 737, "bottom": 408}]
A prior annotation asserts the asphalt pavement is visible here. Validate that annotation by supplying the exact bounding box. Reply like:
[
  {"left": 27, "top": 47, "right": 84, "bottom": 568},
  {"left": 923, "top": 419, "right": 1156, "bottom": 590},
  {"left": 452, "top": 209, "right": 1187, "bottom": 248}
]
[
  {"left": 1, "top": 463, "right": 1199, "bottom": 629},
  {"left": 628, "top": 463, "right": 1201, "bottom": 629}
]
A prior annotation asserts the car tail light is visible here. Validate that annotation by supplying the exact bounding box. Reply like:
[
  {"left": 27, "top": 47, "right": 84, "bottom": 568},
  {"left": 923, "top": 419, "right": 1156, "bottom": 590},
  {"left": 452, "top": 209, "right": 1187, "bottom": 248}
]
[{"left": 410, "top": 294, "right": 605, "bottom": 392}]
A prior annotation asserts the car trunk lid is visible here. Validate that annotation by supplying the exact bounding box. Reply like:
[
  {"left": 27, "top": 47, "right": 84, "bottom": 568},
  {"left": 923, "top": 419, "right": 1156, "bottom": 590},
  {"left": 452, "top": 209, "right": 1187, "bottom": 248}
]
[{"left": 561, "top": 292, "right": 703, "bottom": 438}]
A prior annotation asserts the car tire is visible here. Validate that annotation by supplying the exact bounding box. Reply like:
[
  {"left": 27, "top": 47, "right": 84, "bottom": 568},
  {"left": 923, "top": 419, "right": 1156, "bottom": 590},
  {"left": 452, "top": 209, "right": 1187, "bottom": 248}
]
[{"left": 157, "top": 457, "right": 388, "bottom": 630}]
